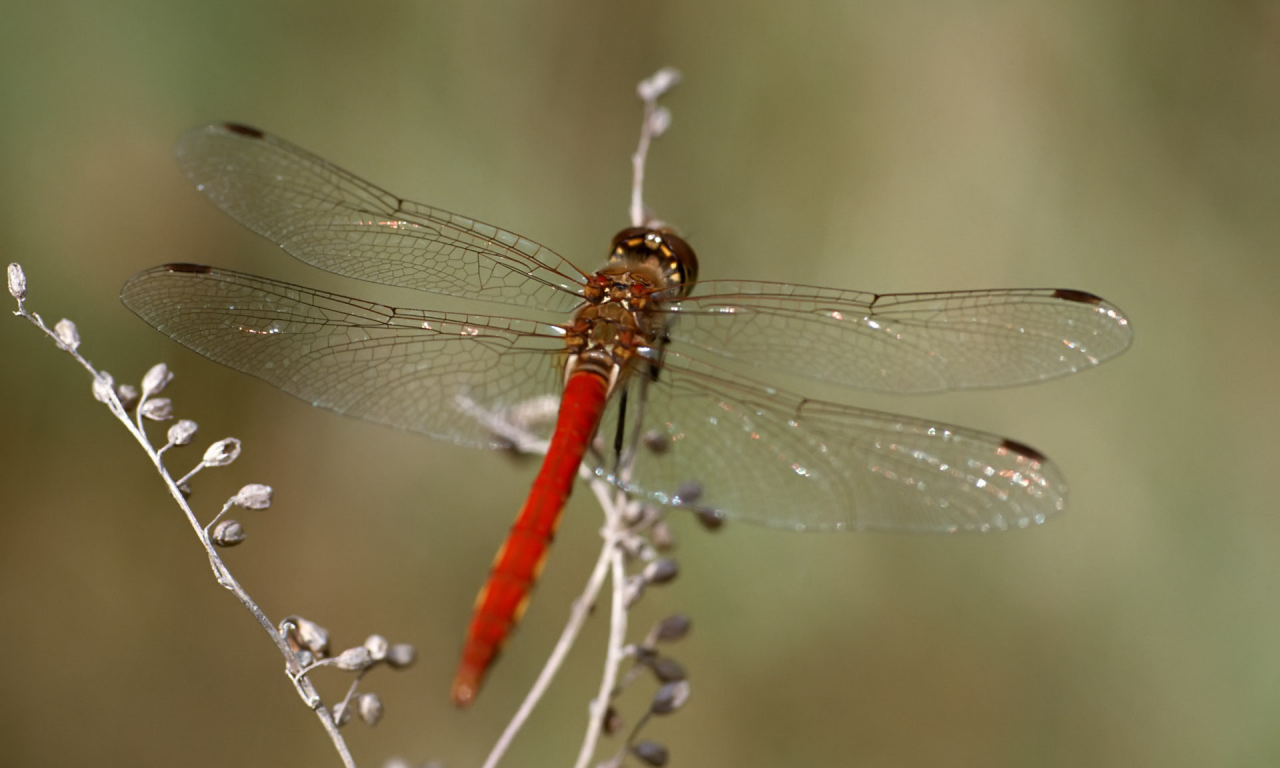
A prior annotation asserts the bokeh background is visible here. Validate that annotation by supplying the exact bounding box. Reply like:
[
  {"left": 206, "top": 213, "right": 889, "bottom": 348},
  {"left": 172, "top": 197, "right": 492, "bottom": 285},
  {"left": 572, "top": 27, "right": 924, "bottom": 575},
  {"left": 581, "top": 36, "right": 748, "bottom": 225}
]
[{"left": 2, "top": 2, "right": 1279, "bottom": 766}]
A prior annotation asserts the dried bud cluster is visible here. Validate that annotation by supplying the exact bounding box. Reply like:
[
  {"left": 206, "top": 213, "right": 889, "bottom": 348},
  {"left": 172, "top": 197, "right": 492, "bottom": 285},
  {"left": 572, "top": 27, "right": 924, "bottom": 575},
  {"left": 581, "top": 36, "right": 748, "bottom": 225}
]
[
  {"left": 637, "top": 66, "right": 681, "bottom": 102},
  {"left": 334, "top": 646, "right": 373, "bottom": 672},
  {"left": 287, "top": 617, "right": 331, "bottom": 657},
  {"left": 203, "top": 438, "right": 241, "bottom": 467},
  {"left": 603, "top": 705, "right": 625, "bottom": 736},
  {"left": 211, "top": 519, "right": 246, "bottom": 547},
  {"left": 364, "top": 634, "right": 389, "bottom": 662},
  {"left": 167, "top": 419, "right": 198, "bottom": 446},
  {"left": 116, "top": 384, "right": 140, "bottom": 411},
  {"left": 331, "top": 689, "right": 387, "bottom": 727},
  {"left": 140, "top": 397, "right": 173, "bottom": 421},
  {"left": 7, "top": 263, "right": 26, "bottom": 301},
  {"left": 141, "top": 363, "right": 173, "bottom": 396},
  {"left": 91, "top": 372, "right": 115, "bottom": 403},
  {"left": 631, "top": 740, "right": 670, "bottom": 767},
  {"left": 652, "top": 614, "right": 691, "bottom": 643},
  {"left": 642, "top": 558, "right": 679, "bottom": 585},
  {"left": 649, "top": 681, "right": 690, "bottom": 715},
  {"left": 233, "top": 483, "right": 273, "bottom": 510},
  {"left": 647, "top": 656, "right": 686, "bottom": 684},
  {"left": 386, "top": 642, "right": 417, "bottom": 668},
  {"left": 281, "top": 617, "right": 416, "bottom": 729},
  {"left": 54, "top": 318, "right": 79, "bottom": 351},
  {"left": 642, "top": 430, "right": 671, "bottom": 455},
  {"left": 357, "top": 692, "right": 383, "bottom": 725},
  {"left": 603, "top": 460, "right": 700, "bottom": 765}
]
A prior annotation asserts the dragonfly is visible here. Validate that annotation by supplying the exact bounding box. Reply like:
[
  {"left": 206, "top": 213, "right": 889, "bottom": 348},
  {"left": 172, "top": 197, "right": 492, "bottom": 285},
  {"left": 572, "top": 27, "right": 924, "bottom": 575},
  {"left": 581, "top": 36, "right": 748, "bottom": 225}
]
[{"left": 121, "top": 122, "right": 1132, "bottom": 708}]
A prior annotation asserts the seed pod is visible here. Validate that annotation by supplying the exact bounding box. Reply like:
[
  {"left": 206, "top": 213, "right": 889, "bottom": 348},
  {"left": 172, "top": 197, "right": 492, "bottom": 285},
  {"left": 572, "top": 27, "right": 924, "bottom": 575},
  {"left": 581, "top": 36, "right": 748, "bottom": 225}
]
[
  {"left": 91, "top": 372, "right": 115, "bottom": 403},
  {"left": 363, "top": 634, "right": 389, "bottom": 662},
  {"left": 386, "top": 643, "right": 417, "bottom": 668},
  {"left": 653, "top": 614, "right": 691, "bottom": 643},
  {"left": 116, "top": 384, "right": 139, "bottom": 411},
  {"left": 357, "top": 692, "right": 383, "bottom": 726},
  {"left": 332, "top": 699, "right": 352, "bottom": 726},
  {"left": 288, "top": 617, "right": 331, "bottom": 657},
  {"left": 648, "top": 656, "right": 686, "bottom": 683},
  {"left": 139, "top": 397, "right": 173, "bottom": 421},
  {"left": 54, "top": 319, "right": 79, "bottom": 351},
  {"left": 141, "top": 363, "right": 173, "bottom": 396},
  {"left": 202, "top": 438, "right": 241, "bottom": 467},
  {"left": 631, "top": 740, "right": 670, "bottom": 766},
  {"left": 7, "top": 263, "right": 26, "bottom": 301},
  {"left": 673, "top": 481, "right": 702, "bottom": 505},
  {"left": 602, "top": 706, "right": 624, "bottom": 735},
  {"left": 637, "top": 66, "right": 681, "bottom": 101},
  {"left": 334, "top": 646, "right": 374, "bottom": 672},
  {"left": 650, "top": 680, "right": 690, "bottom": 715},
  {"left": 643, "top": 558, "right": 679, "bottom": 585},
  {"left": 650, "top": 520, "right": 676, "bottom": 551},
  {"left": 695, "top": 507, "right": 725, "bottom": 531},
  {"left": 211, "top": 519, "right": 245, "bottom": 547},
  {"left": 642, "top": 429, "right": 671, "bottom": 455},
  {"left": 233, "top": 483, "right": 273, "bottom": 510},
  {"left": 167, "top": 419, "right": 198, "bottom": 446}
]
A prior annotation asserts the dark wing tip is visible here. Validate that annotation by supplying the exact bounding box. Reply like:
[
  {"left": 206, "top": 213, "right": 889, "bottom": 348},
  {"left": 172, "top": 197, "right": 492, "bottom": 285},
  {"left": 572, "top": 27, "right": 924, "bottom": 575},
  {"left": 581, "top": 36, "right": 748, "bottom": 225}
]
[
  {"left": 161, "top": 263, "right": 213, "bottom": 274},
  {"left": 1052, "top": 288, "right": 1103, "bottom": 305},
  {"left": 222, "top": 123, "right": 266, "bottom": 139},
  {"left": 1000, "top": 438, "right": 1048, "bottom": 463}
]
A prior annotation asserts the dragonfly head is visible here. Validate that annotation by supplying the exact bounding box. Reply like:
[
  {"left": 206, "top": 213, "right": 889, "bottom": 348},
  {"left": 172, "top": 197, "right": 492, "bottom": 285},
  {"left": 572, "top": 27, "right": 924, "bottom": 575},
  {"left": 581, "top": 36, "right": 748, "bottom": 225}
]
[{"left": 607, "top": 227, "right": 698, "bottom": 298}]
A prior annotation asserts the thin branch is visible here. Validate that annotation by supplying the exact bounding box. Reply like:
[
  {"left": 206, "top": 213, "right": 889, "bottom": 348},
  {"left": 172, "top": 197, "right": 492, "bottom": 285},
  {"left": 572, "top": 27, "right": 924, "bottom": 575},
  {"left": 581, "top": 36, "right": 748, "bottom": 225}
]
[
  {"left": 10, "top": 264, "right": 358, "bottom": 768},
  {"left": 573, "top": 494, "right": 633, "bottom": 768},
  {"left": 481, "top": 473, "right": 619, "bottom": 768},
  {"left": 630, "top": 67, "right": 682, "bottom": 228}
]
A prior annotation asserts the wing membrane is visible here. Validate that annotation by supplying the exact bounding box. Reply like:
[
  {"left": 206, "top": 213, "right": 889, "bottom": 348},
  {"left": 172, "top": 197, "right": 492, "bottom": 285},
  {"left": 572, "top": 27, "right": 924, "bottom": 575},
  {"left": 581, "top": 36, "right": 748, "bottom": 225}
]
[
  {"left": 175, "top": 123, "right": 589, "bottom": 314},
  {"left": 591, "top": 351, "right": 1067, "bottom": 532},
  {"left": 121, "top": 264, "right": 568, "bottom": 449},
  {"left": 667, "top": 282, "right": 1132, "bottom": 393}
]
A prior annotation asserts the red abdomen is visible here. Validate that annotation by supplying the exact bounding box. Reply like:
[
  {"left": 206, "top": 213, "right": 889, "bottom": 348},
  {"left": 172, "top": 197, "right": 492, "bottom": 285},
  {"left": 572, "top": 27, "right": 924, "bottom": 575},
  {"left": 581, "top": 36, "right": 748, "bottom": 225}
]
[{"left": 451, "top": 369, "right": 612, "bottom": 707}]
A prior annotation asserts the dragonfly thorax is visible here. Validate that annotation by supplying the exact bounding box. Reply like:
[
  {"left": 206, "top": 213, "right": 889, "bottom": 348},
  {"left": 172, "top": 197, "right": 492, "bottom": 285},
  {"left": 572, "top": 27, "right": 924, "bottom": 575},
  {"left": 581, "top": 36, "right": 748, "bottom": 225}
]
[
  {"left": 564, "top": 228, "right": 696, "bottom": 386},
  {"left": 565, "top": 298, "right": 652, "bottom": 385}
]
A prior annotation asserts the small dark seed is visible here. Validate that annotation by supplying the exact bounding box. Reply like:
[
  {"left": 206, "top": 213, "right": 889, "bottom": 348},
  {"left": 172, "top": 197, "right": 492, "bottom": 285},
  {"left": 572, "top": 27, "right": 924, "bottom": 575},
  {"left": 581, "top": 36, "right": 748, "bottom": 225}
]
[
  {"left": 673, "top": 481, "right": 703, "bottom": 505},
  {"left": 694, "top": 507, "right": 725, "bottom": 531},
  {"left": 603, "top": 705, "right": 624, "bottom": 735},
  {"left": 211, "top": 519, "right": 245, "bottom": 547},
  {"left": 650, "top": 680, "right": 690, "bottom": 715},
  {"left": 653, "top": 614, "right": 691, "bottom": 642},
  {"left": 631, "top": 740, "right": 670, "bottom": 766},
  {"left": 648, "top": 656, "right": 686, "bottom": 683},
  {"left": 642, "top": 430, "right": 671, "bottom": 455},
  {"left": 644, "top": 558, "right": 679, "bottom": 585}
]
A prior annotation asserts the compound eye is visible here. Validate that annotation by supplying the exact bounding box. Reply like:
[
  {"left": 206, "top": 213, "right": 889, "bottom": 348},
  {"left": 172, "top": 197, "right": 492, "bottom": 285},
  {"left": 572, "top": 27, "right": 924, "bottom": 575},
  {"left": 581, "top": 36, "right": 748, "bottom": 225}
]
[
  {"left": 610, "top": 226, "right": 649, "bottom": 252},
  {"left": 657, "top": 231, "right": 698, "bottom": 289}
]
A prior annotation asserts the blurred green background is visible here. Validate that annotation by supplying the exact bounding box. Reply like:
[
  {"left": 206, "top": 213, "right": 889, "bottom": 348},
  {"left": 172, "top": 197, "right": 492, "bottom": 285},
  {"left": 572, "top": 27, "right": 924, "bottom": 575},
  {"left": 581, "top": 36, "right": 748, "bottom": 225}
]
[{"left": 3, "top": 1, "right": 1279, "bottom": 766}]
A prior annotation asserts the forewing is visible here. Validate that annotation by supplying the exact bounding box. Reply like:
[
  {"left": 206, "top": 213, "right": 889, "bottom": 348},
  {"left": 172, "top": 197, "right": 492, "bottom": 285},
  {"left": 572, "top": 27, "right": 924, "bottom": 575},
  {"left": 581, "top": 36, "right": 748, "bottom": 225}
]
[
  {"left": 175, "top": 123, "right": 589, "bottom": 314},
  {"left": 121, "top": 265, "right": 568, "bottom": 449},
  {"left": 667, "top": 282, "right": 1132, "bottom": 393},
  {"left": 591, "top": 352, "right": 1067, "bottom": 533}
]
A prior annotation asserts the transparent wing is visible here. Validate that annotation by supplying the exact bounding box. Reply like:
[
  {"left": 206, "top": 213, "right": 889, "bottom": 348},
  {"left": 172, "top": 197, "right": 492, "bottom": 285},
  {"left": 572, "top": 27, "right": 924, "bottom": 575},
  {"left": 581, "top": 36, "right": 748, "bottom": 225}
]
[
  {"left": 590, "top": 351, "right": 1067, "bottom": 533},
  {"left": 175, "top": 123, "right": 590, "bottom": 314},
  {"left": 120, "top": 264, "right": 569, "bottom": 449},
  {"left": 666, "top": 282, "right": 1132, "bottom": 393}
]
